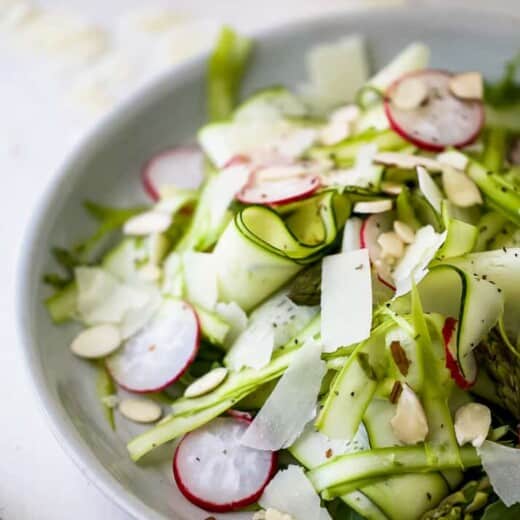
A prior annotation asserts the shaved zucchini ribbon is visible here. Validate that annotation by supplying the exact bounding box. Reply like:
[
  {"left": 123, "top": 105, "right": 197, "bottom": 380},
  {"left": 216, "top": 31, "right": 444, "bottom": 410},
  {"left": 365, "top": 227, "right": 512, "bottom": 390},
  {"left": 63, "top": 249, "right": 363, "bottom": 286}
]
[{"left": 215, "top": 190, "right": 350, "bottom": 311}]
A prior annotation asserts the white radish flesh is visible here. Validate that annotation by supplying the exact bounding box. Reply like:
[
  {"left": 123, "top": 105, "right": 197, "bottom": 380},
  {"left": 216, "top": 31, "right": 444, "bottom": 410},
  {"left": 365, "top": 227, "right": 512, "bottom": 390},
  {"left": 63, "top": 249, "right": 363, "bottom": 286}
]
[
  {"left": 119, "top": 398, "right": 162, "bottom": 423},
  {"left": 106, "top": 300, "right": 200, "bottom": 393},
  {"left": 237, "top": 174, "right": 320, "bottom": 205},
  {"left": 384, "top": 70, "right": 484, "bottom": 151},
  {"left": 184, "top": 367, "right": 228, "bottom": 398},
  {"left": 70, "top": 324, "right": 121, "bottom": 359},
  {"left": 173, "top": 417, "right": 276, "bottom": 512},
  {"left": 141, "top": 146, "right": 204, "bottom": 201}
]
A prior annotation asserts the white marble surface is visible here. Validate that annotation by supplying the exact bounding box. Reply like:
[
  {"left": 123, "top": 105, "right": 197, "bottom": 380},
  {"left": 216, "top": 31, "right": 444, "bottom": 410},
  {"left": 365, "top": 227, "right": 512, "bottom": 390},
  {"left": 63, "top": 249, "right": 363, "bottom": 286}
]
[{"left": 1, "top": 1, "right": 518, "bottom": 519}]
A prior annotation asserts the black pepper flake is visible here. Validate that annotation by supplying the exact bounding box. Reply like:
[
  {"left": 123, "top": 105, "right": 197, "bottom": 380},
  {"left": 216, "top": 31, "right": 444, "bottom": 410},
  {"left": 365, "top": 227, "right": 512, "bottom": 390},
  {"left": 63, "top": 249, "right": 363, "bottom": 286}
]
[
  {"left": 350, "top": 391, "right": 355, "bottom": 397},
  {"left": 355, "top": 264, "right": 363, "bottom": 270},
  {"left": 503, "top": 247, "right": 508, "bottom": 253},
  {"left": 196, "top": 457, "right": 201, "bottom": 462},
  {"left": 426, "top": 492, "right": 432, "bottom": 501},
  {"left": 334, "top": 390, "right": 339, "bottom": 396}
]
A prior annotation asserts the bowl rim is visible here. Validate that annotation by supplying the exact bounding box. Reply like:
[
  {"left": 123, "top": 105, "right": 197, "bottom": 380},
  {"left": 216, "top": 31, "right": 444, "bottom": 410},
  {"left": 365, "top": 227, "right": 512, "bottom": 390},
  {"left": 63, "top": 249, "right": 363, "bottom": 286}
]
[{"left": 15, "top": 5, "right": 519, "bottom": 519}]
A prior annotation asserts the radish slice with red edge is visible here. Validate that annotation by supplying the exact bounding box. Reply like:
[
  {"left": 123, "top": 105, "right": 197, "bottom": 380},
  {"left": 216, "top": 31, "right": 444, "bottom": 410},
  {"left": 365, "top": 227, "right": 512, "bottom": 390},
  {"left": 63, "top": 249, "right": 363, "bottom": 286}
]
[
  {"left": 360, "top": 211, "right": 395, "bottom": 287},
  {"left": 106, "top": 300, "right": 200, "bottom": 393},
  {"left": 227, "top": 409, "right": 254, "bottom": 421},
  {"left": 173, "top": 417, "right": 277, "bottom": 512},
  {"left": 384, "top": 70, "right": 484, "bottom": 152},
  {"left": 237, "top": 172, "right": 321, "bottom": 206},
  {"left": 142, "top": 146, "right": 204, "bottom": 201}
]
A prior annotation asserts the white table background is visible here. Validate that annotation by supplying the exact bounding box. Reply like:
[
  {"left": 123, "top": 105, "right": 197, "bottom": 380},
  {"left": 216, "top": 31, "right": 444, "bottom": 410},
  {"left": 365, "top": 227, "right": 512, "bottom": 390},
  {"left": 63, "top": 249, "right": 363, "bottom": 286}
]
[{"left": 1, "top": 1, "right": 518, "bottom": 519}]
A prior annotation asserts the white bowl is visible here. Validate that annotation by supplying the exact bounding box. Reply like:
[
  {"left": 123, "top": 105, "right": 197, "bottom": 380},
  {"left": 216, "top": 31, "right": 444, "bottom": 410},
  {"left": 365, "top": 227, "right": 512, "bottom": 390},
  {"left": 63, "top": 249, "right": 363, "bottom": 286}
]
[{"left": 16, "top": 6, "right": 520, "bottom": 520}]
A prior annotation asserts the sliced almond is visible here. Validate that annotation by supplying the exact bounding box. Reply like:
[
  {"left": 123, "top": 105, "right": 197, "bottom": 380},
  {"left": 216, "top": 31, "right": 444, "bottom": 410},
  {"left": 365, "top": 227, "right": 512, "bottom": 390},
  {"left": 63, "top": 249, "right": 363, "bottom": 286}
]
[
  {"left": 319, "top": 120, "right": 350, "bottom": 146},
  {"left": 381, "top": 181, "right": 403, "bottom": 195},
  {"left": 353, "top": 199, "right": 393, "bottom": 214},
  {"left": 123, "top": 210, "right": 171, "bottom": 236},
  {"left": 393, "top": 220, "right": 415, "bottom": 244},
  {"left": 377, "top": 231, "right": 404, "bottom": 258},
  {"left": 390, "top": 77, "right": 428, "bottom": 110},
  {"left": 436, "top": 150, "right": 469, "bottom": 171},
  {"left": 374, "top": 152, "right": 442, "bottom": 172},
  {"left": 448, "top": 72, "right": 483, "bottom": 101},
  {"left": 70, "top": 324, "right": 121, "bottom": 359},
  {"left": 330, "top": 104, "right": 360, "bottom": 125},
  {"left": 454, "top": 403, "right": 491, "bottom": 448},
  {"left": 255, "top": 165, "right": 307, "bottom": 183},
  {"left": 184, "top": 367, "right": 228, "bottom": 398},
  {"left": 442, "top": 166, "right": 483, "bottom": 207},
  {"left": 390, "top": 383, "right": 429, "bottom": 445},
  {"left": 119, "top": 398, "right": 162, "bottom": 423}
]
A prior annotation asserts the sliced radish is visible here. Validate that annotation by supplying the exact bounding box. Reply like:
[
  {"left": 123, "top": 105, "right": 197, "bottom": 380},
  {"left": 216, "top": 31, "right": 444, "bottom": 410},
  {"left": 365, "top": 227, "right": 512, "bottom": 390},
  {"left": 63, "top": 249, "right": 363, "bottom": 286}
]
[
  {"left": 359, "top": 211, "right": 395, "bottom": 285},
  {"left": 384, "top": 70, "right": 484, "bottom": 151},
  {"left": 237, "top": 172, "right": 321, "bottom": 205},
  {"left": 173, "top": 417, "right": 277, "bottom": 512},
  {"left": 141, "top": 146, "right": 204, "bottom": 201},
  {"left": 227, "top": 409, "right": 253, "bottom": 421},
  {"left": 106, "top": 300, "right": 200, "bottom": 393}
]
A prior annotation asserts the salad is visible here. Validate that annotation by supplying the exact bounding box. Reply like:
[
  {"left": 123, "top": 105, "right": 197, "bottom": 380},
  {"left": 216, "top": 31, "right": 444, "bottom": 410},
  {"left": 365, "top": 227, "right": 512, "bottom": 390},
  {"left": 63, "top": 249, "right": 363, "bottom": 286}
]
[{"left": 44, "top": 27, "right": 520, "bottom": 520}]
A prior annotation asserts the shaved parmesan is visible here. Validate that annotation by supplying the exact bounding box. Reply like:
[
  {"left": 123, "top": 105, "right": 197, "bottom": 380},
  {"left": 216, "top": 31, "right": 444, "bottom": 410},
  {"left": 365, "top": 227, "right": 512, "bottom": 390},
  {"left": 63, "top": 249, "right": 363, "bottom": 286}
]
[
  {"left": 478, "top": 441, "right": 520, "bottom": 507},
  {"left": 76, "top": 267, "right": 156, "bottom": 326},
  {"left": 368, "top": 42, "right": 430, "bottom": 93},
  {"left": 215, "top": 301, "right": 248, "bottom": 348},
  {"left": 182, "top": 252, "right": 218, "bottom": 310},
  {"left": 209, "top": 162, "right": 250, "bottom": 224},
  {"left": 259, "top": 465, "right": 332, "bottom": 520},
  {"left": 321, "top": 249, "right": 372, "bottom": 353},
  {"left": 417, "top": 166, "right": 443, "bottom": 213},
  {"left": 393, "top": 226, "right": 447, "bottom": 297},
  {"left": 341, "top": 217, "right": 362, "bottom": 252},
  {"left": 120, "top": 285, "right": 162, "bottom": 339},
  {"left": 225, "top": 294, "right": 317, "bottom": 371},
  {"left": 241, "top": 339, "right": 325, "bottom": 451},
  {"left": 304, "top": 35, "right": 368, "bottom": 111}
]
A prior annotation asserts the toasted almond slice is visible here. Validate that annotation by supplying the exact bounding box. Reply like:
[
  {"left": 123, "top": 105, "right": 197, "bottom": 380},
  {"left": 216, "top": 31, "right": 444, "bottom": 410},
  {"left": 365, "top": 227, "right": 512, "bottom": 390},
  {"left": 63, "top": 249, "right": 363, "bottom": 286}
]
[
  {"left": 123, "top": 210, "right": 171, "bottom": 236},
  {"left": 70, "top": 324, "right": 121, "bottom": 359},
  {"left": 377, "top": 231, "right": 404, "bottom": 258},
  {"left": 374, "top": 152, "right": 442, "bottom": 172},
  {"left": 390, "top": 383, "right": 429, "bottom": 444},
  {"left": 319, "top": 121, "right": 350, "bottom": 146},
  {"left": 184, "top": 367, "right": 228, "bottom": 398},
  {"left": 390, "top": 76, "right": 428, "bottom": 110},
  {"left": 454, "top": 403, "right": 491, "bottom": 448},
  {"left": 119, "top": 398, "right": 162, "bottom": 423},
  {"left": 353, "top": 199, "right": 393, "bottom": 214},
  {"left": 393, "top": 220, "right": 415, "bottom": 244},
  {"left": 330, "top": 104, "right": 360, "bottom": 125},
  {"left": 442, "top": 166, "right": 483, "bottom": 207},
  {"left": 448, "top": 72, "right": 483, "bottom": 101},
  {"left": 381, "top": 181, "right": 403, "bottom": 195},
  {"left": 436, "top": 150, "right": 469, "bottom": 171}
]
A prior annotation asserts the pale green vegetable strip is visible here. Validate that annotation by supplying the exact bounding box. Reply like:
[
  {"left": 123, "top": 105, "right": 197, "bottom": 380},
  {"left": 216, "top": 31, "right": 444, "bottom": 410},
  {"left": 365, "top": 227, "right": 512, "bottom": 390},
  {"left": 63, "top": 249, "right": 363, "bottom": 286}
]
[
  {"left": 207, "top": 27, "right": 253, "bottom": 122},
  {"left": 96, "top": 361, "right": 116, "bottom": 431},
  {"left": 482, "top": 127, "right": 507, "bottom": 171},
  {"left": 411, "top": 285, "right": 461, "bottom": 467},
  {"left": 474, "top": 211, "right": 507, "bottom": 251},
  {"left": 307, "top": 446, "right": 480, "bottom": 493}
]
